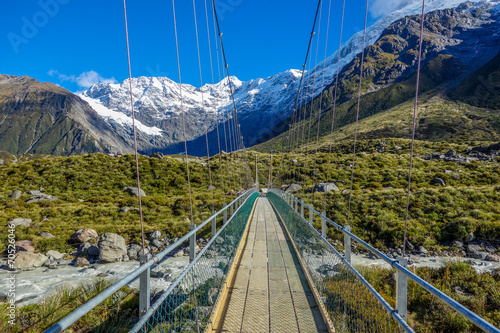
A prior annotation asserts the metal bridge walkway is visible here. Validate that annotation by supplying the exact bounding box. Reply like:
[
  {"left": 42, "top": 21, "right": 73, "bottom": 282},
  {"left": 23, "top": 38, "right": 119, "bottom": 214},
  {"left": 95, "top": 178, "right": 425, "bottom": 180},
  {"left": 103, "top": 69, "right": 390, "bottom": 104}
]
[{"left": 212, "top": 198, "right": 329, "bottom": 333}]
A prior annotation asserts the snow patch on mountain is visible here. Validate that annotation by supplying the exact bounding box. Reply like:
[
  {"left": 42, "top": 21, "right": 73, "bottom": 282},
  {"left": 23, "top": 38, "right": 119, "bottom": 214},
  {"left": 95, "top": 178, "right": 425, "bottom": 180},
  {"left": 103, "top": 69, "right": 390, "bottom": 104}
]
[{"left": 80, "top": 95, "right": 163, "bottom": 136}]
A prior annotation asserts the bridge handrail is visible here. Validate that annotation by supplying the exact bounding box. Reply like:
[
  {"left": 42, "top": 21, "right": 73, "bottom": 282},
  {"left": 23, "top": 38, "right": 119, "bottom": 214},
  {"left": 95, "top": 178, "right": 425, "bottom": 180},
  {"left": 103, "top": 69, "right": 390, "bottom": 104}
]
[
  {"left": 130, "top": 188, "right": 258, "bottom": 332},
  {"left": 45, "top": 188, "right": 258, "bottom": 333},
  {"left": 270, "top": 189, "right": 500, "bottom": 333}
]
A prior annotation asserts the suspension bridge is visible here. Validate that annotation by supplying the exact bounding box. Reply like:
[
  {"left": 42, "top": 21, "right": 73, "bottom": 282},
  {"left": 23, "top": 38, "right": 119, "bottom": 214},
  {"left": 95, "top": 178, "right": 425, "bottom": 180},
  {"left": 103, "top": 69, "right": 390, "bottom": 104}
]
[{"left": 41, "top": 0, "right": 500, "bottom": 332}]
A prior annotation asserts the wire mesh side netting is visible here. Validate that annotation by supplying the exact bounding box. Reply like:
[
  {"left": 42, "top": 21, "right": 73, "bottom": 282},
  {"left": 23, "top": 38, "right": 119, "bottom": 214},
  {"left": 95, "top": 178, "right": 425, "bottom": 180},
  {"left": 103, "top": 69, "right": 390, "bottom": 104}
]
[
  {"left": 140, "top": 192, "right": 259, "bottom": 333},
  {"left": 267, "top": 191, "right": 408, "bottom": 333}
]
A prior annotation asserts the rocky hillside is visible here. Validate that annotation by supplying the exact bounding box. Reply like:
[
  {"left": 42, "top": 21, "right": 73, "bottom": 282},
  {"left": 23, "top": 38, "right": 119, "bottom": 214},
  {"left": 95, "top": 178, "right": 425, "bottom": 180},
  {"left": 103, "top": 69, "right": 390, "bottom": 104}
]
[
  {"left": 256, "top": 1, "right": 500, "bottom": 150},
  {"left": 0, "top": 75, "right": 132, "bottom": 156}
]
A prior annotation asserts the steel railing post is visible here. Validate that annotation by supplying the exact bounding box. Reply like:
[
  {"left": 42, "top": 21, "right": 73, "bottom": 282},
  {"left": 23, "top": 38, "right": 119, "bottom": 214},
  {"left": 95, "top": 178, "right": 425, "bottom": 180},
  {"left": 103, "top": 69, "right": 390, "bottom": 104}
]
[
  {"left": 189, "top": 224, "right": 196, "bottom": 262},
  {"left": 322, "top": 211, "right": 326, "bottom": 238},
  {"left": 301, "top": 201, "right": 304, "bottom": 217},
  {"left": 139, "top": 253, "right": 151, "bottom": 317},
  {"left": 309, "top": 206, "right": 313, "bottom": 224},
  {"left": 396, "top": 258, "right": 408, "bottom": 322},
  {"left": 230, "top": 202, "right": 234, "bottom": 216},
  {"left": 344, "top": 225, "right": 352, "bottom": 263},
  {"left": 211, "top": 210, "right": 216, "bottom": 239},
  {"left": 223, "top": 207, "right": 227, "bottom": 224}
]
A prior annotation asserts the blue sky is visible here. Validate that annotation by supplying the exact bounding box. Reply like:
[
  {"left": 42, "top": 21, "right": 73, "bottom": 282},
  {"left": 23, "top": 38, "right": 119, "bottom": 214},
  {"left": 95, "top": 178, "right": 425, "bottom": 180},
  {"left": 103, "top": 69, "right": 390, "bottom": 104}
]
[{"left": 0, "top": 0, "right": 390, "bottom": 92}]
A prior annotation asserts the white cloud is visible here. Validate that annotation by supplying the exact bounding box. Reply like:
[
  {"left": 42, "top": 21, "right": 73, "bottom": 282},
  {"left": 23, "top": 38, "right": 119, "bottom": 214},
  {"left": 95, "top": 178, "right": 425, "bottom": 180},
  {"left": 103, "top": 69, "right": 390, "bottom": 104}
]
[
  {"left": 48, "top": 69, "right": 117, "bottom": 89},
  {"left": 370, "top": 0, "right": 413, "bottom": 18}
]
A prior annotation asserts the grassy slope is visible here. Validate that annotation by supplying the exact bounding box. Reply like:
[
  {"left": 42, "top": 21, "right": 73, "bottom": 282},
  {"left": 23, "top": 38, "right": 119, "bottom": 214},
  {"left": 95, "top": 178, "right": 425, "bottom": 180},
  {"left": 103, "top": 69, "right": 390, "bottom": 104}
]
[
  {"left": 0, "top": 153, "right": 251, "bottom": 254},
  {"left": 250, "top": 139, "right": 500, "bottom": 250}
]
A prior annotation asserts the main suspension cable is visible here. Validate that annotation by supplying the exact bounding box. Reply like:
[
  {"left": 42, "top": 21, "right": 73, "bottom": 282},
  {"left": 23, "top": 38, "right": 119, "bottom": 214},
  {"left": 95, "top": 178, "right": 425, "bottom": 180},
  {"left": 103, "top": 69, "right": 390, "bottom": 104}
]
[
  {"left": 312, "top": 0, "right": 333, "bottom": 210},
  {"left": 403, "top": 0, "right": 426, "bottom": 257},
  {"left": 204, "top": 0, "right": 226, "bottom": 205}
]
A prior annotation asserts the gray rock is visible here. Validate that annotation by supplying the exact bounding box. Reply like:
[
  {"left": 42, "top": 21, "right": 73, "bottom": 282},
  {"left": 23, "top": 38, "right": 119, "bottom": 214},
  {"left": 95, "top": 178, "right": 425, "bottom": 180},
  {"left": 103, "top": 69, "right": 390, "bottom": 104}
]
[
  {"left": 418, "top": 246, "right": 428, "bottom": 255},
  {"left": 10, "top": 190, "right": 22, "bottom": 199},
  {"left": 393, "top": 146, "right": 402, "bottom": 150},
  {"left": 71, "top": 229, "right": 98, "bottom": 244},
  {"left": 445, "top": 149, "right": 456, "bottom": 157},
  {"left": 9, "top": 218, "right": 32, "bottom": 227},
  {"left": 0, "top": 292, "right": 7, "bottom": 302},
  {"left": 467, "top": 244, "right": 482, "bottom": 253},
  {"left": 88, "top": 245, "right": 100, "bottom": 257},
  {"left": 313, "top": 183, "right": 340, "bottom": 193},
  {"left": 124, "top": 187, "right": 146, "bottom": 197},
  {"left": 149, "top": 230, "right": 162, "bottom": 240},
  {"left": 151, "top": 240, "right": 163, "bottom": 248},
  {"left": 46, "top": 250, "right": 65, "bottom": 260},
  {"left": 39, "top": 232, "right": 55, "bottom": 238},
  {"left": 98, "top": 233, "right": 127, "bottom": 263},
  {"left": 127, "top": 244, "right": 143, "bottom": 260},
  {"left": 445, "top": 170, "right": 453, "bottom": 174},
  {"left": 465, "top": 232, "right": 475, "bottom": 242},
  {"left": 75, "top": 257, "right": 90, "bottom": 267},
  {"left": 118, "top": 206, "right": 130, "bottom": 213},
  {"left": 26, "top": 192, "right": 58, "bottom": 203},
  {"left": 485, "top": 245, "right": 496, "bottom": 254},
  {"left": 486, "top": 254, "right": 500, "bottom": 262},
  {"left": 284, "top": 183, "right": 302, "bottom": 193},
  {"left": 433, "top": 178, "right": 446, "bottom": 187},
  {"left": 15, "top": 252, "right": 48, "bottom": 270},
  {"left": 0, "top": 159, "right": 3, "bottom": 165},
  {"left": 149, "top": 152, "right": 164, "bottom": 159},
  {"left": 452, "top": 240, "right": 464, "bottom": 248},
  {"left": 15, "top": 240, "right": 35, "bottom": 252}
]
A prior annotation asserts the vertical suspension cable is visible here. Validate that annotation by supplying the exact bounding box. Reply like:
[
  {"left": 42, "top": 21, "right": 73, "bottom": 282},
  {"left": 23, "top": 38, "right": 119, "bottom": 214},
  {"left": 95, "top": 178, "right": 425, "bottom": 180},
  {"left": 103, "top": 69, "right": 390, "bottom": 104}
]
[
  {"left": 325, "top": 0, "right": 346, "bottom": 211},
  {"left": 204, "top": 0, "right": 226, "bottom": 205},
  {"left": 312, "top": 0, "right": 332, "bottom": 210},
  {"left": 347, "top": 0, "right": 369, "bottom": 226},
  {"left": 192, "top": 0, "right": 215, "bottom": 212},
  {"left": 284, "top": 0, "right": 322, "bottom": 188},
  {"left": 403, "top": 0, "right": 426, "bottom": 257},
  {"left": 122, "top": 0, "right": 146, "bottom": 253},
  {"left": 212, "top": 0, "right": 249, "bottom": 194},
  {"left": 172, "top": 0, "right": 194, "bottom": 225},
  {"left": 303, "top": 0, "right": 323, "bottom": 204}
]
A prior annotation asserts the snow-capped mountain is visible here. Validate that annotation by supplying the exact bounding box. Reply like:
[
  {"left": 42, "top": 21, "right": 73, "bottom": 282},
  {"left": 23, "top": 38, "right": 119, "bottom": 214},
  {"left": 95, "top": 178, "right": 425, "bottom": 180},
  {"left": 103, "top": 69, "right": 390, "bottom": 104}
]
[{"left": 80, "top": 0, "right": 499, "bottom": 155}]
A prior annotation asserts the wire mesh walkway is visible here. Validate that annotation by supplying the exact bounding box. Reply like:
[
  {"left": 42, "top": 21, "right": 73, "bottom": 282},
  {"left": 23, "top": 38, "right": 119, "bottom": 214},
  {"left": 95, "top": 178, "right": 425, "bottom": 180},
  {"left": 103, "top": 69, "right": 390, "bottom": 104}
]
[{"left": 213, "top": 197, "right": 329, "bottom": 333}]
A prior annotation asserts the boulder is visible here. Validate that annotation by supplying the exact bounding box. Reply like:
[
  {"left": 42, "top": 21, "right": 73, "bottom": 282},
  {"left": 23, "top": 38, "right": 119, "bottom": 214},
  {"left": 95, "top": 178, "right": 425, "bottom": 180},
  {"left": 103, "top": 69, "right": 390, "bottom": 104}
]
[
  {"left": 9, "top": 218, "right": 32, "bottom": 227},
  {"left": 118, "top": 206, "right": 130, "bottom": 213},
  {"left": 70, "top": 229, "right": 98, "bottom": 244},
  {"left": 467, "top": 244, "right": 482, "bottom": 253},
  {"left": 98, "top": 233, "right": 127, "bottom": 263},
  {"left": 15, "top": 240, "right": 35, "bottom": 252},
  {"left": 10, "top": 190, "right": 22, "bottom": 199},
  {"left": 149, "top": 230, "right": 162, "bottom": 240},
  {"left": 26, "top": 192, "right": 58, "bottom": 203},
  {"left": 418, "top": 246, "right": 429, "bottom": 255},
  {"left": 452, "top": 240, "right": 464, "bottom": 248},
  {"left": 485, "top": 254, "right": 500, "bottom": 262},
  {"left": 46, "top": 250, "right": 65, "bottom": 261},
  {"left": 433, "top": 178, "right": 446, "bottom": 187},
  {"left": 313, "top": 183, "right": 340, "bottom": 193},
  {"left": 465, "top": 232, "right": 475, "bottom": 242},
  {"left": 39, "top": 232, "right": 55, "bottom": 239},
  {"left": 149, "top": 152, "right": 164, "bottom": 159},
  {"left": 15, "top": 252, "right": 48, "bottom": 270},
  {"left": 124, "top": 187, "right": 146, "bottom": 197},
  {"left": 75, "top": 257, "right": 90, "bottom": 267},
  {"left": 284, "top": 183, "right": 302, "bottom": 193},
  {"left": 151, "top": 240, "right": 163, "bottom": 248},
  {"left": 127, "top": 244, "right": 144, "bottom": 260},
  {"left": 445, "top": 149, "right": 457, "bottom": 157}
]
